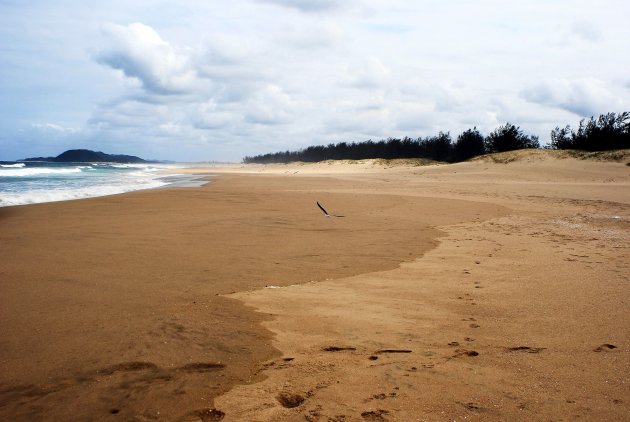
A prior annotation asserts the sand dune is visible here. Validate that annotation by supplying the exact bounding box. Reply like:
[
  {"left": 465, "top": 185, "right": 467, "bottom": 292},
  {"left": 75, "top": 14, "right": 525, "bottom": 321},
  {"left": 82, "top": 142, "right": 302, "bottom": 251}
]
[{"left": 0, "top": 152, "right": 628, "bottom": 420}]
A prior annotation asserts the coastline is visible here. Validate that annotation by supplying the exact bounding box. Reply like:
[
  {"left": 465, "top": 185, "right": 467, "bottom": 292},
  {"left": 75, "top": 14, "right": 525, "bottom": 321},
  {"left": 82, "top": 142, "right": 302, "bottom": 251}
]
[
  {"left": 0, "top": 162, "right": 216, "bottom": 208},
  {"left": 0, "top": 155, "right": 628, "bottom": 420}
]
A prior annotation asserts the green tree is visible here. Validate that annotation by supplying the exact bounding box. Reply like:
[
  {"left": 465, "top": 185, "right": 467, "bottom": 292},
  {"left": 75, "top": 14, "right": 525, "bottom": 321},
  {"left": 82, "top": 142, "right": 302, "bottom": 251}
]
[
  {"left": 454, "top": 127, "right": 485, "bottom": 161},
  {"left": 550, "top": 112, "right": 630, "bottom": 151},
  {"left": 550, "top": 125, "right": 573, "bottom": 149},
  {"left": 485, "top": 123, "right": 539, "bottom": 153}
]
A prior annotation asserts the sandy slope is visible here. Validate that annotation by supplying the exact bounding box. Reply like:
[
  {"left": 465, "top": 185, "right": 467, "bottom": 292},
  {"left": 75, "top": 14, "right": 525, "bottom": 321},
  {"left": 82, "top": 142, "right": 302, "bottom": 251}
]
[{"left": 211, "top": 153, "right": 629, "bottom": 421}]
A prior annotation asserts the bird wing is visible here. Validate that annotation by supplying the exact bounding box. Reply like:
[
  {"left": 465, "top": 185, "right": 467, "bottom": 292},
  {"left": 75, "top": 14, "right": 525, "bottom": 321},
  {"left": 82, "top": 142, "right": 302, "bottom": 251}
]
[{"left": 316, "top": 201, "right": 329, "bottom": 216}]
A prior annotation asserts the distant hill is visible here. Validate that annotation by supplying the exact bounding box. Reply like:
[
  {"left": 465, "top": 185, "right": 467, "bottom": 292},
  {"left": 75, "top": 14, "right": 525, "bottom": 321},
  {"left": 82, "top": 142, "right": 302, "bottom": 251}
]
[{"left": 22, "top": 149, "right": 147, "bottom": 163}]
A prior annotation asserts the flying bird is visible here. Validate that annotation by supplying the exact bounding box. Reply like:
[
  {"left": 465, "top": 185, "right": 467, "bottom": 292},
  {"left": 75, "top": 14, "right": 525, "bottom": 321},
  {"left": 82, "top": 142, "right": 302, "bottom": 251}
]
[{"left": 317, "top": 201, "right": 344, "bottom": 218}]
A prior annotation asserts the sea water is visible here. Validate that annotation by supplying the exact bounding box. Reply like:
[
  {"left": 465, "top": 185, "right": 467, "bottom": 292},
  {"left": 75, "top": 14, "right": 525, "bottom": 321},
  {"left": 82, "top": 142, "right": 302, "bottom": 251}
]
[{"left": 0, "top": 161, "right": 197, "bottom": 207}]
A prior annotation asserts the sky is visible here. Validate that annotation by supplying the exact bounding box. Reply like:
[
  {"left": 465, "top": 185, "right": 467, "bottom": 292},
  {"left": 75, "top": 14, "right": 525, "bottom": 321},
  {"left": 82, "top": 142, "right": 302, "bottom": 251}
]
[{"left": 1, "top": 0, "right": 629, "bottom": 162}]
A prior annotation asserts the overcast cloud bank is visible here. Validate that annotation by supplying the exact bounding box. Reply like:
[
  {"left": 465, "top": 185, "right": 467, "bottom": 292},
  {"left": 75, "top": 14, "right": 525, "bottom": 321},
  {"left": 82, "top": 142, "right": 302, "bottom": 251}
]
[{"left": 1, "top": 0, "right": 628, "bottom": 161}]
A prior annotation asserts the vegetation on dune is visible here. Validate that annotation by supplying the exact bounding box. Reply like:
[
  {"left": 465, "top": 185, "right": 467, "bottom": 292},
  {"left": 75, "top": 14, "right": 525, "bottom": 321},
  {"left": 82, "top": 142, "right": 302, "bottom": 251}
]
[
  {"left": 243, "top": 112, "right": 630, "bottom": 164},
  {"left": 453, "top": 127, "right": 486, "bottom": 162},
  {"left": 484, "top": 123, "right": 540, "bottom": 153},
  {"left": 550, "top": 112, "right": 629, "bottom": 151},
  {"left": 564, "top": 149, "right": 630, "bottom": 161}
]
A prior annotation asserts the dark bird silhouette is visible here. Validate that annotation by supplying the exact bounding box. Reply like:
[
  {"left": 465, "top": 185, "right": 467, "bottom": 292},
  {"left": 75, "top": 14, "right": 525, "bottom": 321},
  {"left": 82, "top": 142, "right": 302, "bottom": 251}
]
[{"left": 317, "top": 201, "right": 344, "bottom": 218}]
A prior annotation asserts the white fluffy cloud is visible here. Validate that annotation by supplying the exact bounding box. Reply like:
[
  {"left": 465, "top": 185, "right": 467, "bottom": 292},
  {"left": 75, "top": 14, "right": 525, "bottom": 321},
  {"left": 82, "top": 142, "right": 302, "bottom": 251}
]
[{"left": 96, "top": 23, "right": 200, "bottom": 95}]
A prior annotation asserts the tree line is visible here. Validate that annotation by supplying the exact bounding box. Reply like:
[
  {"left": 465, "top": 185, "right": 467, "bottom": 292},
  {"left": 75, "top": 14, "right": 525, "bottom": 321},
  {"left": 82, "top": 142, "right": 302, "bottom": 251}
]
[
  {"left": 550, "top": 112, "right": 629, "bottom": 151},
  {"left": 243, "top": 112, "right": 629, "bottom": 164}
]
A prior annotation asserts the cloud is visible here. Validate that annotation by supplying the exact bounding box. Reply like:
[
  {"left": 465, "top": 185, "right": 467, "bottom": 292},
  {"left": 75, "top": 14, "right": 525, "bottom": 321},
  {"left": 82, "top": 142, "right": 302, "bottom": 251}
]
[
  {"left": 520, "top": 78, "right": 624, "bottom": 117},
  {"left": 90, "top": 22, "right": 295, "bottom": 151},
  {"left": 571, "top": 21, "right": 603, "bottom": 43},
  {"left": 31, "top": 123, "right": 80, "bottom": 134},
  {"left": 255, "top": 0, "right": 345, "bottom": 12},
  {"left": 345, "top": 57, "right": 391, "bottom": 89},
  {"left": 189, "top": 99, "right": 239, "bottom": 130},
  {"left": 194, "top": 39, "right": 272, "bottom": 103},
  {"left": 276, "top": 20, "right": 345, "bottom": 50},
  {"left": 96, "top": 22, "right": 200, "bottom": 95},
  {"left": 241, "top": 84, "right": 298, "bottom": 125},
  {"left": 3, "top": 1, "right": 630, "bottom": 162},
  {"left": 88, "top": 98, "right": 172, "bottom": 129}
]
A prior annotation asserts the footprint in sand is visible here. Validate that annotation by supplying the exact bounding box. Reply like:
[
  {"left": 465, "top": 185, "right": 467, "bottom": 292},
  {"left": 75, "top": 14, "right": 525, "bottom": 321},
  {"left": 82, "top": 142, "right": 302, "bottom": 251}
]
[
  {"left": 261, "top": 358, "right": 294, "bottom": 371},
  {"left": 593, "top": 344, "right": 617, "bottom": 352},
  {"left": 506, "top": 346, "right": 545, "bottom": 354},
  {"left": 453, "top": 349, "right": 479, "bottom": 358},
  {"left": 177, "top": 362, "right": 225, "bottom": 373},
  {"left": 304, "top": 405, "right": 323, "bottom": 422},
  {"left": 361, "top": 409, "right": 390, "bottom": 421},
  {"left": 366, "top": 391, "right": 398, "bottom": 403},
  {"left": 374, "top": 349, "right": 412, "bottom": 355},
  {"left": 276, "top": 392, "right": 305, "bottom": 408},
  {"left": 459, "top": 401, "right": 485, "bottom": 412},
  {"left": 98, "top": 361, "right": 159, "bottom": 375},
  {"left": 323, "top": 346, "right": 357, "bottom": 352}
]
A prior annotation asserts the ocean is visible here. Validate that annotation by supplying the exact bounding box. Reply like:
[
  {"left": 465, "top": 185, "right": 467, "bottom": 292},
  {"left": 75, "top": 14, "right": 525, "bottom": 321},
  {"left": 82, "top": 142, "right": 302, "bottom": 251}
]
[{"left": 0, "top": 161, "right": 199, "bottom": 207}]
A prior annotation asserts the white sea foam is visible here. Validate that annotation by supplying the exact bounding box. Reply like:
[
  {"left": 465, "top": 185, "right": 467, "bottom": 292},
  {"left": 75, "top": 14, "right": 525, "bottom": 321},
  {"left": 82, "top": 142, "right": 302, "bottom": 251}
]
[
  {"left": 110, "top": 163, "right": 145, "bottom": 169},
  {"left": 1, "top": 163, "right": 25, "bottom": 168},
  {"left": 0, "top": 163, "right": 193, "bottom": 207},
  {"left": 0, "top": 176, "right": 169, "bottom": 206},
  {"left": 0, "top": 181, "right": 168, "bottom": 206},
  {"left": 0, "top": 167, "right": 84, "bottom": 177}
]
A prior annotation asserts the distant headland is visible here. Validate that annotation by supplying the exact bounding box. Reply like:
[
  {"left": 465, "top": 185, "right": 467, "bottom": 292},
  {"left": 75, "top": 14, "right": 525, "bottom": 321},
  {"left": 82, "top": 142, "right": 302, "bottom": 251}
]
[{"left": 21, "top": 149, "right": 148, "bottom": 163}]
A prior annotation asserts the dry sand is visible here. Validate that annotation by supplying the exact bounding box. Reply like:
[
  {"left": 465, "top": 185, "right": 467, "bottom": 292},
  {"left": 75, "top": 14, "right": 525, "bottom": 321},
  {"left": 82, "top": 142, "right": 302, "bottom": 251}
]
[{"left": 0, "top": 151, "right": 628, "bottom": 421}]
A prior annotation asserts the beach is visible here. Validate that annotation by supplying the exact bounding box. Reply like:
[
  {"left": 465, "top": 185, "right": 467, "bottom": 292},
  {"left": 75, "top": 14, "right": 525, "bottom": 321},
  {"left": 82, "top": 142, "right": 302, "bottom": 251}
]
[{"left": 0, "top": 151, "right": 628, "bottom": 421}]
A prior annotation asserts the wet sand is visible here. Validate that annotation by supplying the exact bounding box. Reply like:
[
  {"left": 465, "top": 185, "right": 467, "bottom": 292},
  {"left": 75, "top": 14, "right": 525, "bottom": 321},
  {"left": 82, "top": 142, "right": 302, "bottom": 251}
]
[
  {"left": 0, "top": 172, "right": 503, "bottom": 421},
  {"left": 1, "top": 151, "right": 628, "bottom": 421}
]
